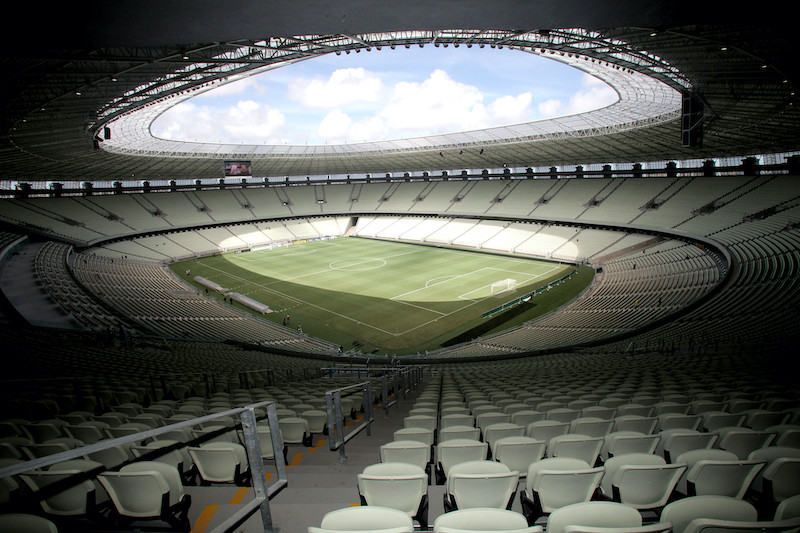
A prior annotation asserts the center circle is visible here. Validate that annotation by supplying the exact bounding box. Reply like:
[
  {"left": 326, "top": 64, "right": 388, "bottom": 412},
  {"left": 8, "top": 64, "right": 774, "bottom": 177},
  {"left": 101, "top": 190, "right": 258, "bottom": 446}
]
[{"left": 329, "top": 258, "right": 387, "bottom": 271}]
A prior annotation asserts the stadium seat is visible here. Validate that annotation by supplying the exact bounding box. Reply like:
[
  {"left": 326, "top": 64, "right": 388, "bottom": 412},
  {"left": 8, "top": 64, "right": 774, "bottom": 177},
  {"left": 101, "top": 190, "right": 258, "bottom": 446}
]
[
  {"left": 547, "top": 434, "right": 603, "bottom": 466},
  {"left": 0, "top": 513, "right": 59, "bottom": 533},
  {"left": 676, "top": 448, "right": 764, "bottom": 498},
  {"left": 188, "top": 442, "right": 250, "bottom": 485},
  {"left": 435, "top": 438, "right": 488, "bottom": 485},
  {"left": 444, "top": 460, "right": 519, "bottom": 512},
  {"left": 521, "top": 457, "right": 603, "bottom": 525},
  {"left": 99, "top": 461, "right": 191, "bottom": 531},
  {"left": 308, "top": 505, "right": 414, "bottom": 533},
  {"left": 492, "top": 436, "right": 546, "bottom": 477},
  {"left": 381, "top": 440, "right": 431, "bottom": 473},
  {"left": 432, "top": 507, "right": 542, "bottom": 533},
  {"left": 357, "top": 462, "right": 429, "bottom": 529},
  {"left": 660, "top": 495, "right": 758, "bottom": 533},
  {"left": 546, "top": 501, "right": 644, "bottom": 533}
]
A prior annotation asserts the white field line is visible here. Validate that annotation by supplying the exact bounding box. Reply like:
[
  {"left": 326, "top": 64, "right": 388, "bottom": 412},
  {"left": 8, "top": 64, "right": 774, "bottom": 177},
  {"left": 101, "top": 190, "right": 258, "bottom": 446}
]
[{"left": 200, "top": 244, "right": 563, "bottom": 338}]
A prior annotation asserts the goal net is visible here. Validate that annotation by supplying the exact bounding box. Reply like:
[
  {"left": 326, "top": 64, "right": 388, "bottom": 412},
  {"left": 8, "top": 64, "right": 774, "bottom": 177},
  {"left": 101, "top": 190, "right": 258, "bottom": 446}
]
[{"left": 490, "top": 278, "right": 518, "bottom": 296}]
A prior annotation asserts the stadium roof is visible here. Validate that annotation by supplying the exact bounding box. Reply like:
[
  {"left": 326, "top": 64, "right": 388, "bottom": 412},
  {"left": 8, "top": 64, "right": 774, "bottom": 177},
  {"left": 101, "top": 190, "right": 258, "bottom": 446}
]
[{"left": 2, "top": 1, "right": 799, "bottom": 182}]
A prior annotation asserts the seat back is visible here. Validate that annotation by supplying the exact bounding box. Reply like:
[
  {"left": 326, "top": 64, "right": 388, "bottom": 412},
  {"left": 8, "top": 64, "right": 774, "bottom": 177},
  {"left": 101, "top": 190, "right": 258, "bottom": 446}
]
[
  {"left": 278, "top": 417, "right": 309, "bottom": 444},
  {"left": 686, "top": 458, "right": 765, "bottom": 499},
  {"left": 548, "top": 434, "right": 603, "bottom": 466},
  {"left": 0, "top": 513, "right": 59, "bottom": 533},
  {"left": 439, "top": 425, "right": 480, "bottom": 443},
  {"left": 314, "top": 505, "right": 414, "bottom": 532},
  {"left": 188, "top": 443, "right": 247, "bottom": 483},
  {"left": 357, "top": 463, "right": 427, "bottom": 515},
  {"left": 484, "top": 423, "right": 525, "bottom": 448},
  {"left": 394, "top": 427, "right": 434, "bottom": 446},
  {"left": 448, "top": 470, "right": 519, "bottom": 509},
  {"left": 763, "top": 457, "right": 800, "bottom": 502},
  {"left": 20, "top": 470, "right": 95, "bottom": 516},
  {"left": 613, "top": 462, "right": 687, "bottom": 509},
  {"left": 661, "top": 495, "right": 758, "bottom": 533},
  {"left": 547, "top": 501, "right": 642, "bottom": 533},
  {"left": 98, "top": 470, "right": 169, "bottom": 518},
  {"left": 380, "top": 440, "right": 431, "bottom": 471},
  {"left": 531, "top": 466, "right": 605, "bottom": 513},
  {"left": 493, "top": 436, "right": 546, "bottom": 476},
  {"left": 437, "top": 439, "right": 488, "bottom": 478},
  {"left": 433, "top": 507, "right": 542, "bottom": 533}
]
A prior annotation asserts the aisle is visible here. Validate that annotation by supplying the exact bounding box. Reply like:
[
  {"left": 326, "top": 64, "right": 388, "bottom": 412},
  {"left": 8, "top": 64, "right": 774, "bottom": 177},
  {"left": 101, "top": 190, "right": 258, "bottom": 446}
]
[{"left": 187, "top": 381, "right": 431, "bottom": 533}]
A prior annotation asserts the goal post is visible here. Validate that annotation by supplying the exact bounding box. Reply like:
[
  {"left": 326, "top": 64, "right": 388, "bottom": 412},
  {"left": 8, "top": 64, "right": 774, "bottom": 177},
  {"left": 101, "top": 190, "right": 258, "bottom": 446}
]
[{"left": 490, "top": 278, "right": 517, "bottom": 296}]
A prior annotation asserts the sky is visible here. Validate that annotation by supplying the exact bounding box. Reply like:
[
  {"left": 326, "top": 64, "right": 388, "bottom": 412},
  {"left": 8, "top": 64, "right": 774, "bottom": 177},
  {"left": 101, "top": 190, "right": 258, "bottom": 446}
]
[{"left": 150, "top": 46, "right": 618, "bottom": 146}]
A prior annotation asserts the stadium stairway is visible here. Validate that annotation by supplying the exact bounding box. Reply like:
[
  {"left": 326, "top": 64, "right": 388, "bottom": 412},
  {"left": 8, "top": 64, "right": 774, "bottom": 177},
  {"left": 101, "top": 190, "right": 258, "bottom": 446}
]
[{"left": 184, "top": 382, "right": 434, "bottom": 533}]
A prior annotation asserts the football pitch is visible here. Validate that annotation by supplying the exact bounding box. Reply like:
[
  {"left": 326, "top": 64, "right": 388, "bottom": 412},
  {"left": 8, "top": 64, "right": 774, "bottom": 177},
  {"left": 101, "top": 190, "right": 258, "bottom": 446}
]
[{"left": 172, "top": 237, "right": 590, "bottom": 353}]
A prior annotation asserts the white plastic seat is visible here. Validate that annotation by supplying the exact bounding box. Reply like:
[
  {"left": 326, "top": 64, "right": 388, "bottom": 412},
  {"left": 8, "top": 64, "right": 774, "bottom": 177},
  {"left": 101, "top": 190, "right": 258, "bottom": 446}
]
[
  {"left": 683, "top": 516, "right": 800, "bottom": 532},
  {"left": 661, "top": 495, "right": 758, "bottom": 533},
  {"left": 476, "top": 412, "right": 512, "bottom": 432},
  {"left": 440, "top": 425, "right": 481, "bottom": 442},
  {"left": 562, "top": 523, "right": 673, "bottom": 533},
  {"left": 602, "top": 431, "right": 660, "bottom": 461},
  {"left": 521, "top": 457, "right": 603, "bottom": 525},
  {"left": 404, "top": 415, "right": 437, "bottom": 431},
  {"left": 492, "top": 436, "right": 546, "bottom": 477},
  {"left": 444, "top": 460, "right": 519, "bottom": 512},
  {"left": 188, "top": 442, "right": 250, "bottom": 485},
  {"left": 761, "top": 457, "right": 800, "bottom": 507},
  {"left": 610, "top": 460, "right": 687, "bottom": 511},
  {"left": 526, "top": 421, "right": 569, "bottom": 447},
  {"left": 599, "top": 452, "right": 665, "bottom": 499},
  {"left": 613, "top": 415, "right": 659, "bottom": 435},
  {"left": 511, "top": 411, "right": 546, "bottom": 428},
  {"left": 746, "top": 446, "right": 800, "bottom": 495},
  {"left": 657, "top": 413, "right": 702, "bottom": 432},
  {"left": 677, "top": 448, "right": 765, "bottom": 498},
  {"left": 547, "top": 501, "right": 644, "bottom": 533},
  {"left": 716, "top": 427, "right": 777, "bottom": 459},
  {"left": 394, "top": 427, "right": 435, "bottom": 447},
  {"left": 98, "top": 461, "right": 191, "bottom": 531},
  {"left": 658, "top": 429, "right": 718, "bottom": 462},
  {"left": 20, "top": 469, "right": 98, "bottom": 517},
  {"left": 0, "top": 513, "right": 59, "bottom": 533},
  {"left": 278, "top": 416, "right": 311, "bottom": 446},
  {"left": 301, "top": 409, "right": 328, "bottom": 436},
  {"left": 381, "top": 440, "right": 431, "bottom": 472},
  {"left": 308, "top": 505, "right": 414, "bottom": 533},
  {"left": 436, "top": 438, "right": 488, "bottom": 485},
  {"left": 547, "top": 434, "right": 603, "bottom": 466},
  {"left": 547, "top": 409, "right": 582, "bottom": 424},
  {"left": 483, "top": 423, "right": 525, "bottom": 450},
  {"left": 701, "top": 411, "right": 746, "bottom": 432},
  {"left": 441, "top": 414, "right": 475, "bottom": 429},
  {"left": 615, "top": 404, "right": 655, "bottom": 418},
  {"left": 357, "top": 462, "right": 429, "bottom": 529},
  {"left": 433, "top": 507, "right": 542, "bottom": 533},
  {"left": 569, "top": 418, "right": 614, "bottom": 438}
]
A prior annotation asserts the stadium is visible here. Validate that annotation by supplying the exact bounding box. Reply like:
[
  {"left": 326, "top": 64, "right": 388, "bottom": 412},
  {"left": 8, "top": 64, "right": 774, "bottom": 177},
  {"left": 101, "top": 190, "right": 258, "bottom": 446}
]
[{"left": 0, "top": 2, "right": 799, "bottom": 532}]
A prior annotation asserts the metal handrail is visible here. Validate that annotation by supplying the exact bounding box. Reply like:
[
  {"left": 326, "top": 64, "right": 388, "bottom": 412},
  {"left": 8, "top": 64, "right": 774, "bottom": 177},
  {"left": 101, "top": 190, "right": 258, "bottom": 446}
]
[
  {"left": 0, "top": 401, "right": 287, "bottom": 533},
  {"left": 325, "top": 381, "right": 374, "bottom": 463}
]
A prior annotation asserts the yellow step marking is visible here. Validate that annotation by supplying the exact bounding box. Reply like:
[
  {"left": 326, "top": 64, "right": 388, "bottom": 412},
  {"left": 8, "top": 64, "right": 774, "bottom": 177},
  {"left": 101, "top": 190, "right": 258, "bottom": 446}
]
[
  {"left": 229, "top": 487, "right": 250, "bottom": 505},
  {"left": 190, "top": 504, "right": 219, "bottom": 533}
]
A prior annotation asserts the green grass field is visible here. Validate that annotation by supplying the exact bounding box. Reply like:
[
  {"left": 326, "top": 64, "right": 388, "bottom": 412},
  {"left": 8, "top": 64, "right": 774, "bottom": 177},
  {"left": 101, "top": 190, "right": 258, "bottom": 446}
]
[{"left": 171, "top": 237, "right": 593, "bottom": 354}]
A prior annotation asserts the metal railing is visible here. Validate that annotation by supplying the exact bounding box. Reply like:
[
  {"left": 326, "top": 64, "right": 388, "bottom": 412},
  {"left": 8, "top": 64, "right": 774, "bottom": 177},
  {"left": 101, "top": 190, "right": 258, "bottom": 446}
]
[
  {"left": 0, "top": 401, "right": 288, "bottom": 533},
  {"left": 325, "top": 381, "right": 375, "bottom": 463}
]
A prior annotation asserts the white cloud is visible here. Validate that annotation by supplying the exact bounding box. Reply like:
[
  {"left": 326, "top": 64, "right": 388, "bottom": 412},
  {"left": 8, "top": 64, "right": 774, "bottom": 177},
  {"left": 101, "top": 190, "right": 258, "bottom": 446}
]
[
  {"left": 533, "top": 74, "right": 617, "bottom": 119},
  {"left": 152, "top": 100, "right": 287, "bottom": 144},
  {"left": 487, "top": 92, "right": 534, "bottom": 126},
  {"left": 538, "top": 99, "right": 563, "bottom": 118},
  {"left": 288, "top": 67, "right": 385, "bottom": 109},
  {"left": 221, "top": 100, "right": 286, "bottom": 143}
]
